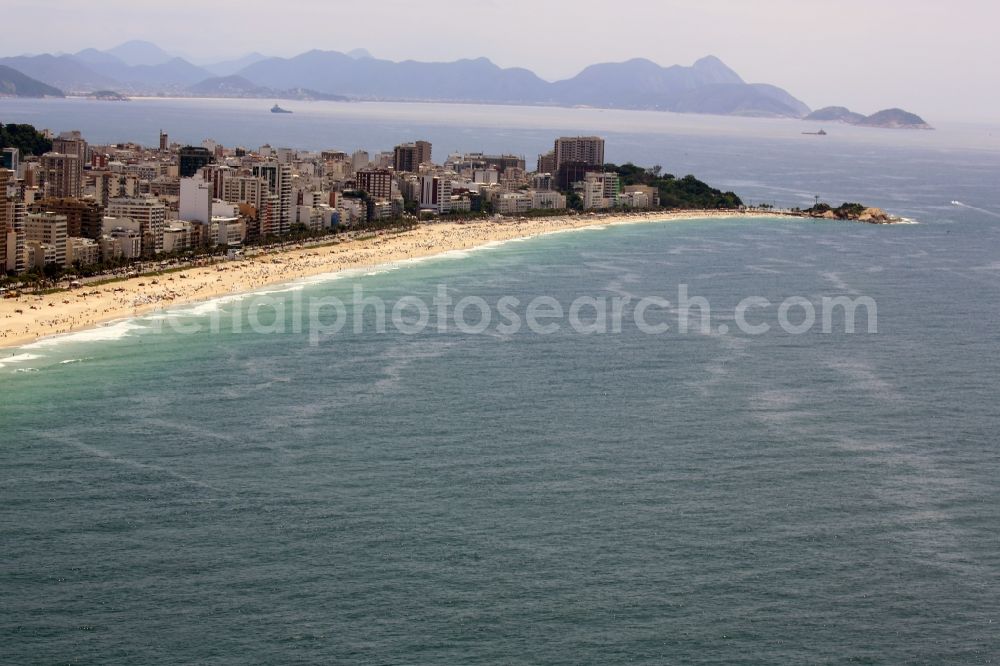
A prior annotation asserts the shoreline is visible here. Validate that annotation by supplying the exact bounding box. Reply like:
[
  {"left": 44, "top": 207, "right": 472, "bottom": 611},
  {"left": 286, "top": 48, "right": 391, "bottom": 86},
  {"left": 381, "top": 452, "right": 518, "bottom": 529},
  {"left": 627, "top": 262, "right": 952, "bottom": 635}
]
[{"left": 0, "top": 210, "right": 800, "bottom": 352}]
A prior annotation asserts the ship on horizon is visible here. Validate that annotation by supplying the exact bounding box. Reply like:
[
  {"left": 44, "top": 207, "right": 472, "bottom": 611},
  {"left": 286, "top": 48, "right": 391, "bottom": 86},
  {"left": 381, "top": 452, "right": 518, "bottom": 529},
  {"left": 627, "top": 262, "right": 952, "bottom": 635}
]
[{"left": 271, "top": 104, "right": 293, "bottom": 114}]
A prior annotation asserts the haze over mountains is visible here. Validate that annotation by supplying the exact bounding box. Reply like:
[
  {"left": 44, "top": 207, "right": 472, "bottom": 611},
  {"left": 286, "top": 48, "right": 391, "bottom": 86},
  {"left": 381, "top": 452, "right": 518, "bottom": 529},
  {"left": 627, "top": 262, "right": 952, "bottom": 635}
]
[
  {"left": 804, "top": 106, "right": 933, "bottom": 129},
  {"left": 0, "top": 40, "right": 929, "bottom": 126},
  {"left": 0, "top": 64, "right": 64, "bottom": 98}
]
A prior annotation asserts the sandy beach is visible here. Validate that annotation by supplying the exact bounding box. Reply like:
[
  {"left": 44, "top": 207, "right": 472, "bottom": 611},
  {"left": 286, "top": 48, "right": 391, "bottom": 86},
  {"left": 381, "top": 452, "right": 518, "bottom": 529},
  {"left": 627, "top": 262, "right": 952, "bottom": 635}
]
[{"left": 0, "top": 210, "right": 780, "bottom": 350}]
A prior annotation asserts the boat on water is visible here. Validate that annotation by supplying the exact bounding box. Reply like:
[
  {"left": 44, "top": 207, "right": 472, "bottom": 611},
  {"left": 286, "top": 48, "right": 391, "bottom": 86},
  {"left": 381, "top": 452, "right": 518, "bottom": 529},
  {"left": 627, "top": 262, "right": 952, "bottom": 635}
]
[
  {"left": 802, "top": 128, "right": 827, "bottom": 136},
  {"left": 271, "top": 104, "right": 292, "bottom": 114}
]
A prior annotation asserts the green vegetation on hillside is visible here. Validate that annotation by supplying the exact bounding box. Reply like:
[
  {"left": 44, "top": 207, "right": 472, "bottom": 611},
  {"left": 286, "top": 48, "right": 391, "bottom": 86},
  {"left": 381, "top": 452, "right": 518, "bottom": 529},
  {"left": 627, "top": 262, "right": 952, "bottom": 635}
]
[
  {"left": 0, "top": 122, "right": 52, "bottom": 156},
  {"left": 803, "top": 202, "right": 865, "bottom": 218},
  {"left": 606, "top": 163, "right": 743, "bottom": 209}
]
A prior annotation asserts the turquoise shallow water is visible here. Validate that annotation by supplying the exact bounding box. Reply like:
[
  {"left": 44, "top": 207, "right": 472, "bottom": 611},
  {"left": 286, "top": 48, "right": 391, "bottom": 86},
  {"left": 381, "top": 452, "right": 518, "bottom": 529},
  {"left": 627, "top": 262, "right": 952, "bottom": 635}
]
[
  {"left": 3, "top": 212, "right": 1000, "bottom": 663},
  {"left": 2, "top": 100, "right": 1000, "bottom": 662}
]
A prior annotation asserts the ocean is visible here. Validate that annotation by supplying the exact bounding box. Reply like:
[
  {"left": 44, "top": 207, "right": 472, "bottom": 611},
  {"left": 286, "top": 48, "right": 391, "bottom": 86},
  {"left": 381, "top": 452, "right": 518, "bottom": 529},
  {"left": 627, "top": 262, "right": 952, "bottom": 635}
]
[{"left": 2, "top": 98, "right": 1000, "bottom": 663}]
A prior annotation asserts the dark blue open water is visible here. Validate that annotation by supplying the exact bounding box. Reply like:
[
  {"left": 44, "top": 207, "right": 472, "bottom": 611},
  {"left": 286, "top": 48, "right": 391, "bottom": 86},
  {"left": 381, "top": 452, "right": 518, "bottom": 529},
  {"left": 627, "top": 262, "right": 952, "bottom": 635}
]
[{"left": 1, "top": 99, "right": 999, "bottom": 663}]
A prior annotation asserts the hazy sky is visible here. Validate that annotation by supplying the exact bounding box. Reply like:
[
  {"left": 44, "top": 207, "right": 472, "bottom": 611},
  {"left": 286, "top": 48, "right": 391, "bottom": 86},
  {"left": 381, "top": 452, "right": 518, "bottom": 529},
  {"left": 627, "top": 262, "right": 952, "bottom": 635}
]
[{"left": 5, "top": 0, "right": 997, "bottom": 120}]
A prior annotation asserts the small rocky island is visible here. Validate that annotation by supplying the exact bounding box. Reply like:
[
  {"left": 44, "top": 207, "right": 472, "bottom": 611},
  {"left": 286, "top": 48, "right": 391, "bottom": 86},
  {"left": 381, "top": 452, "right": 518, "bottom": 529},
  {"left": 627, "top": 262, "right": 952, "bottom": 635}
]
[
  {"left": 805, "top": 106, "right": 932, "bottom": 129},
  {"left": 88, "top": 90, "right": 129, "bottom": 101},
  {"left": 798, "top": 202, "right": 900, "bottom": 224}
]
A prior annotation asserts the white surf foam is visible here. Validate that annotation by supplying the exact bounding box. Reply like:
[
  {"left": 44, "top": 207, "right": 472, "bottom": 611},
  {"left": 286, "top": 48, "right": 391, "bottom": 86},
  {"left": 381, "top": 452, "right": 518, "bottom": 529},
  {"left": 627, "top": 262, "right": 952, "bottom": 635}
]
[
  {"left": 21, "top": 320, "right": 146, "bottom": 349},
  {"left": 472, "top": 240, "right": 514, "bottom": 250},
  {"left": 0, "top": 353, "right": 43, "bottom": 368},
  {"left": 427, "top": 249, "right": 472, "bottom": 260},
  {"left": 163, "top": 292, "right": 253, "bottom": 318},
  {"left": 539, "top": 224, "right": 608, "bottom": 237},
  {"left": 294, "top": 273, "right": 338, "bottom": 285}
]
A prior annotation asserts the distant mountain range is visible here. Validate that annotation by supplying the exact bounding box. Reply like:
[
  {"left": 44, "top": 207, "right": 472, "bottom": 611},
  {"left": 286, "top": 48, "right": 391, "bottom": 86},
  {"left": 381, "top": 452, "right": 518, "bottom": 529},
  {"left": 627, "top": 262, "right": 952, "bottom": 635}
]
[
  {"left": 0, "top": 64, "right": 64, "bottom": 97},
  {"left": 0, "top": 41, "right": 928, "bottom": 126},
  {"left": 233, "top": 52, "right": 812, "bottom": 117},
  {"left": 105, "top": 40, "right": 177, "bottom": 67}
]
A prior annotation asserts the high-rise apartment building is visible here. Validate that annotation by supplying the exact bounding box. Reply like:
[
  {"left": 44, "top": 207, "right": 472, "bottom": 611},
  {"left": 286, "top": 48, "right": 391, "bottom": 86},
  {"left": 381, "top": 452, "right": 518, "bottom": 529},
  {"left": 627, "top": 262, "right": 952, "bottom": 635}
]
[
  {"left": 461, "top": 153, "right": 526, "bottom": 175},
  {"left": 0, "top": 170, "right": 10, "bottom": 273},
  {"left": 1, "top": 147, "right": 19, "bottom": 174},
  {"left": 1, "top": 169, "right": 26, "bottom": 273},
  {"left": 355, "top": 169, "right": 394, "bottom": 199},
  {"left": 29, "top": 197, "right": 104, "bottom": 239},
  {"left": 419, "top": 175, "right": 452, "bottom": 214},
  {"left": 350, "top": 150, "right": 370, "bottom": 172},
  {"left": 579, "top": 172, "right": 621, "bottom": 210},
  {"left": 252, "top": 162, "right": 292, "bottom": 235},
  {"left": 221, "top": 173, "right": 269, "bottom": 210},
  {"left": 3, "top": 200, "right": 27, "bottom": 274},
  {"left": 178, "top": 146, "right": 214, "bottom": 178},
  {"left": 39, "top": 153, "right": 83, "bottom": 198},
  {"left": 393, "top": 141, "right": 432, "bottom": 172},
  {"left": 484, "top": 154, "right": 525, "bottom": 174},
  {"left": 553, "top": 136, "right": 605, "bottom": 171},
  {"left": 92, "top": 172, "right": 141, "bottom": 206},
  {"left": 107, "top": 197, "right": 167, "bottom": 257},
  {"left": 0, "top": 209, "right": 6, "bottom": 274},
  {"left": 536, "top": 151, "right": 556, "bottom": 174},
  {"left": 179, "top": 177, "right": 213, "bottom": 224},
  {"left": 556, "top": 161, "right": 591, "bottom": 192},
  {"left": 25, "top": 211, "right": 68, "bottom": 268},
  {"left": 259, "top": 194, "right": 280, "bottom": 237},
  {"left": 53, "top": 131, "right": 88, "bottom": 165}
]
